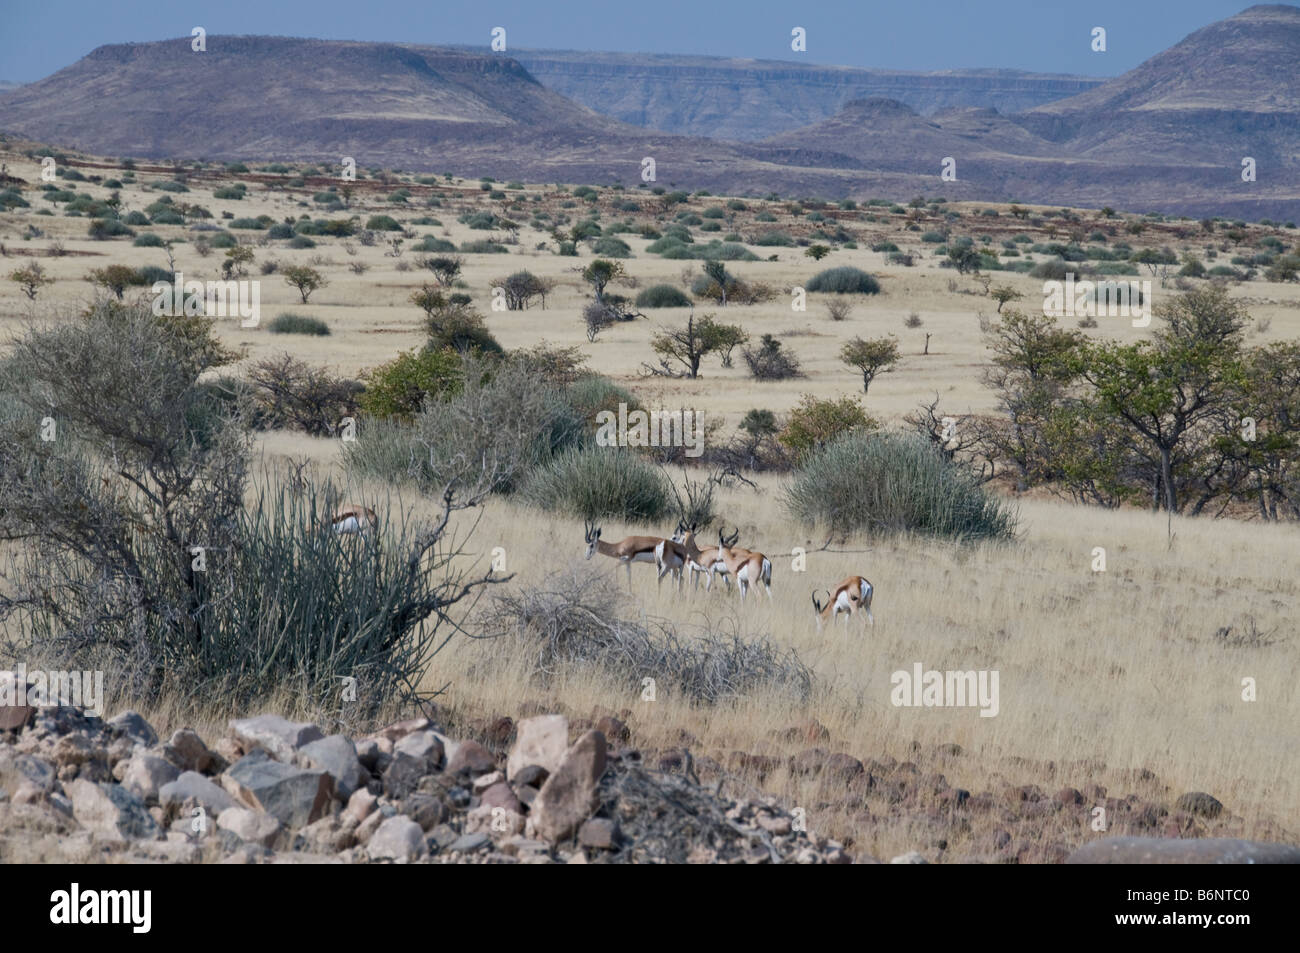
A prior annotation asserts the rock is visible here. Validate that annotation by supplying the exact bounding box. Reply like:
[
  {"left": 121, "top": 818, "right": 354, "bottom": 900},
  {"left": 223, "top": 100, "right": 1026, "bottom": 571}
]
[
  {"left": 403, "top": 793, "right": 448, "bottom": 830},
  {"left": 479, "top": 781, "right": 524, "bottom": 815},
  {"left": 473, "top": 770, "right": 504, "bottom": 792},
  {"left": 790, "top": 748, "right": 828, "bottom": 777},
  {"left": 225, "top": 752, "right": 334, "bottom": 829},
  {"left": 159, "top": 771, "right": 239, "bottom": 818},
  {"left": 755, "top": 813, "right": 792, "bottom": 835},
  {"left": 354, "top": 738, "right": 382, "bottom": 772},
  {"left": 228, "top": 714, "right": 324, "bottom": 761},
  {"left": 1055, "top": 786, "right": 1085, "bottom": 805},
  {"left": 354, "top": 809, "right": 386, "bottom": 845},
  {"left": 297, "top": 814, "right": 356, "bottom": 853},
  {"left": 578, "top": 817, "right": 619, "bottom": 849},
  {"left": 447, "top": 832, "right": 491, "bottom": 853},
  {"left": 346, "top": 788, "right": 378, "bottom": 823},
  {"left": 481, "top": 716, "right": 515, "bottom": 747},
  {"left": 162, "top": 729, "right": 216, "bottom": 774},
  {"left": 0, "top": 673, "right": 36, "bottom": 731},
  {"left": 1067, "top": 837, "right": 1300, "bottom": 864},
  {"left": 217, "top": 806, "right": 283, "bottom": 848},
  {"left": 595, "top": 716, "right": 629, "bottom": 744},
  {"left": 507, "top": 714, "right": 570, "bottom": 781},
  {"left": 213, "top": 737, "right": 243, "bottom": 764},
  {"left": 890, "top": 851, "right": 929, "bottom": 864},
  {"left": 512, "top": 764, "right": 548, "bottom": 788},
  {"left": 446, "top": 740, "right": 496, "bottom": 777},
  {"left": 1175, "top": 792, "right": 1224, "bottom": 819},
  {"left": 0, "top": 751, "right": 56, "bottom": 798},
  {"left": 376, "top": 718, "right": 429, "bottom": 742},
  {"left": 106, "top": 710, "right": 158, "bottom": 747},
  {"left": 66, "top": 779, "right": 160, "bottom": 842},
  {"left": 367, "top": 816, "right": 427, "bottom": 862},
  {"left": 530, "top": 730, "right": 607, "bottom": 844},
  {"left": 825, "top": 753, "right": 864, "bottom": 780},
  {"left": 465, "top": 802, "right": 525, "bottom": 837},
  {"left": 299, "top": 735, "right": 365, "bottom": 800},
  {"left": 118, "top": 754, "right": 180, "bottom": 804}
]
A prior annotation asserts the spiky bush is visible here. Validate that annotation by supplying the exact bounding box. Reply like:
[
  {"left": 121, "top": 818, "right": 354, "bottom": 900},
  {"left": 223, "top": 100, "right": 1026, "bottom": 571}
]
[
  {"left": 785, "top": 432, "right": 1017, "bottom": 541},
  {"left": 520, "top": 447, "right": 670, "bottom": 522},
  {"left": 267, "top": 312, "right": 330, "bottom": 336},
  {"left": 805, "top": 266, "right": 881, "bottom": 294}
]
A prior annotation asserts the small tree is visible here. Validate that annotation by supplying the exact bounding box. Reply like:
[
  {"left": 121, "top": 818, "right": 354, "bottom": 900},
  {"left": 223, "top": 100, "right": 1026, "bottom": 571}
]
[
  {"left": 805, "top": 244, "right": 832, "bottom": 261},
  {"left": 10, "top": 262, "right": 53, "bottom": 300},
  {"left": 282, "top": 265, "right": 326, "bottom": 303},
  {"left": 583, "top": 301, "right": 616, "bottom": 342},
  {"left": 420, "top": 255, "right": 463, "bottom": 287},
  {"left": 743, "top": 334, "right": 801, "bottom": 380},
  {"left": 88, "top": 264, "right": 138, "bottom": 300},
  {"left": 826, "top": 299, "right": 853, "bottom": 322},
  {"left": 582, "top": 258, "right": 625, "bottom": 303},
  {"left": 702, "top": 259, "right": 729, "bottom": 306},
  {"left": 778, "top": 394, "right": 876, "bottom": 459},
  {"left": 990, "top": 285, "right": 1024, "bottom": 313},
  {"left": 223, "top": 244, "right": 254, "bottom": 279},
  {"left": 840, "top": 336, "right": 900, "bottom": 394},
  {"left": 648, "top": 313, "right": 743, "bottom": 379}
]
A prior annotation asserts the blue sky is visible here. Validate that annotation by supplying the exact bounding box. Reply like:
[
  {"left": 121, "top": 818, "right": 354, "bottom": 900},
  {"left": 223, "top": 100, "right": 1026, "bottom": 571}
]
[{"left": 0, "top": 0, "right": 1286, "bottom": 82}]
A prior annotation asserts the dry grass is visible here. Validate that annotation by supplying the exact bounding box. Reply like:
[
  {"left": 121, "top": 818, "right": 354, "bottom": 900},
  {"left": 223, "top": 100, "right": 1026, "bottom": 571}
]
[{"left": 3, "top": 147, "right": 1299, "bottom": 860}]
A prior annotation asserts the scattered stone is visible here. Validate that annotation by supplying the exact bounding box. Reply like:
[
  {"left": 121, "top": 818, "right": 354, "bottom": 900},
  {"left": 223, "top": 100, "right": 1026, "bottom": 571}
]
[
  {"left": 448, "top": 831, "right": 491, "bottom": 853},
  {"left": 367, "top": 815, "right": 427, "bottom": 862},
  {"left": 217, "top": 806, "right": 283, "bottom": 848},
  {"left": 1175, "top": 792, "right": 1224, "bottom": 819},
  {"left": 446, "top": 740, "right": 496, "bottom": 777},
  {"left": 228, "top": 714, "right": 324, "bottom": 761},
  {"left": 118, "top": 754, "right": 180, "bottom": 804},
  {"left": 530, "top": 730, "right": 607, "bottom": 844},
  {"left": 159, "top": 771, "right": 239, "bottom": 818},
  {"left": 162, "top": 729, "right": 216, "bottom": 774},
  {"left": 106, "top": 711, "right": 158, "bottom": 747},
  {"left": 225, "top": 752, "right": 334, "bottom": 829},
  {"left": 66, "top": 779, "right": 160, "bottom": 842},
  {"left": 299, "top": 735, "right": 365, "bottom": 800},
  {"left": 507, "top": 714, "right": 569, "bottom": 781},
  {"left": 578, "top": 817, "right": 619, "bottom": 849}
]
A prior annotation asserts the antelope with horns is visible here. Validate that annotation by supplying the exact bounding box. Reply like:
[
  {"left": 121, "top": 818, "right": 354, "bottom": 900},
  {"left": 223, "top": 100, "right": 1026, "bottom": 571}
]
[
  {"left": 714, "top": 525, "right": 772, "bottom": 602},
  {"left": 584, "top": 521, "right": 686, "bottom": 590},
  {"left": 671, "top": 521, "right": 739, "bottom": 592},
  {"left": 812, "top": 576, "right": 875, "bottom": 628}
]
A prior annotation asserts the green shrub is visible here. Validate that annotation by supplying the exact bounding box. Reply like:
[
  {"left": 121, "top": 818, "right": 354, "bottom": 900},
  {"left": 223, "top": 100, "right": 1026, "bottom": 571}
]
[
  {"left": 267, "top": 313, "right": 330, "bottom": 336},
  {"left": 755, "top": 231, "right": 795, "bottom": 246},
  {"left": 359, "top": 347, "right": 462, "bottom": 420},
  {"left": 520, "top": 447, "right": 670, "bottom": 522},
  {"left": 412, "top": 236, "right": 457, "bottom": 253},
  {"left": 591, "top": 236, "right": 631, "bottom": 258},
  {"left": 460, "top": 239, "right": 509, "bottom": 254},
  {"left": 133, "top": 233, "right": 165, "bottom": 247},
  {"left": 805, "top": 266, "right": 880, "bottom": 294},
  {"left": 635, "top": 284, "right": 692, "bottom": 308},
  {"left": 366, "top": 215, "right": 402, "bottom": 231},
  {"left": 785, "top": 432, "right": 1017, "bottom": 541},
  {"left": 87, "top": 218, "right": 135, "bottom": 240}
]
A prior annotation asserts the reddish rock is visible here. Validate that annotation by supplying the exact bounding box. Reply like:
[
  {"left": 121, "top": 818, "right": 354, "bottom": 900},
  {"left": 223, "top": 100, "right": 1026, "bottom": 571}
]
[
  {"left": 824, "top": 753, "right": 864, "bottom": 780},
  {"left": 530, "top": 730, "right": 608, "bottom": 844},
  {"left": 595, "top": 716, "right": 629, "bottom": 743},
  {"left": 789, "top": 748, "right": 828, "bottom": 777},
  {"left": 445, "top": 740, "right": 496, "bottom": 777}
]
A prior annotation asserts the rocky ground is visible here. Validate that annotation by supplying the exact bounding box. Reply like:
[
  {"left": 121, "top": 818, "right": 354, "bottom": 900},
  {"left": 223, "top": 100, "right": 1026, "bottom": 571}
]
[{"left": 1, "top": 689, "right": 1297, "bottom": 864}]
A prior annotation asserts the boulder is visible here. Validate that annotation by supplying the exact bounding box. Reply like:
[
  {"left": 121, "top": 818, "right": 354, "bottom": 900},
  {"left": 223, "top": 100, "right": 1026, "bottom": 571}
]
[
  {"left": 217, "top": 806, "right": 283, "bottom": 848},
  {"left": 225, "top": 752, "right": 334, "bottom": 829},
  {"left": 228, "top": 714, "right": 324, "bottom": 761},
  {"left": 299, "top": 735, "right": 365, "bottom": 800},
  {"left": 507, "top": 715, "right": 569, "bottom": 781},
  {"left": 118, "top": 754, "right": 180, "bottom": 804},
  {"left": 159, "top": 771, "right": 238, "bottom": 818},
  {"left": 162, "top": 729, "right": 216, "bottom": 774},
  {"left": 1174, "top": 792, "right": 1224, "bottom": 819},
  {"left": 529, "top": 730, "right": 607, "bottom": 844},
  {"left": 67, "top": 779, "right": 160, "bottom": 842},
  {"left": 367, "top": 815, "right": 428, "bottom": 862}
]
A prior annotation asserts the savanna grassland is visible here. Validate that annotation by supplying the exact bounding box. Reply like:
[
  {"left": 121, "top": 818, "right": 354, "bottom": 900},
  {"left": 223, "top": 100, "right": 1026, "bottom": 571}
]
[{"left": 2, "top": 141, "right": 1298, "bottom": 862}]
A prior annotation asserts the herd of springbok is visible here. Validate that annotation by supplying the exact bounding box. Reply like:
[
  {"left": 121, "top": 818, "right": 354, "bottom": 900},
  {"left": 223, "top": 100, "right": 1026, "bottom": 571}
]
[
  {"left": 583, "top": 520, "right": 874, "bottom": 628},
  {"left": 330, "top": 503, "right": 874, "bottom": 628}
]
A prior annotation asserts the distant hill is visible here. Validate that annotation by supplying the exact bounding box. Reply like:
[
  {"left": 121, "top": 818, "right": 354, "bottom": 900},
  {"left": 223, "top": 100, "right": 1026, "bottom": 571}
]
[
  {"left": 504, "top": 49, "right": 1104, "bottom": 140},
  {"left": 1, "top": 8, "right": 1297, "bottom": 218}
]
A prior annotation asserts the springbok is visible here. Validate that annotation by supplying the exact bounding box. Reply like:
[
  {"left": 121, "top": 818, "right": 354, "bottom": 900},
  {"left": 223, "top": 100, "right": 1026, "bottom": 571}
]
[
  {"left": 671, "top": 522, "right": 739, "bottom": 592},
  {"left": 332, "top": 503, "right": 377, "bottom": 540},
  {"left": 812, "top": 576, "right": 875, "bottom": 628},
  {"left": 584, "top": 521, "right": 686, "bottom": 590},
  {"left": 715, "top": 526, "right": 772, "bottom": 602}
]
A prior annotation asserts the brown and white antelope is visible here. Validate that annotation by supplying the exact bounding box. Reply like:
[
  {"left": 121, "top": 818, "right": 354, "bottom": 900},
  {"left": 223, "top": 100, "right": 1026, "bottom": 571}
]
[
  {"left": 584, "top": 521, "right": 686, "bottom": 590},
  {"left": 715, "top": 526, "right": 772, "bottom": 602},
  {"left": 812, "top": 576, "right": 875, "bottom": 628},
  {"left": 671, "top": 522, "right": 739, "bottom": 592},
  {"left": 332, "top": 503, "right": 377, "bottom": 540}
]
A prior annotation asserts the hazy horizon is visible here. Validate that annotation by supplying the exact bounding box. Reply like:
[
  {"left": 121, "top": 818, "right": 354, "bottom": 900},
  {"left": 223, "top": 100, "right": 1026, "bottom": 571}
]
[{"left": 2, "top": 0, "right": 1290, "bottom": 84}]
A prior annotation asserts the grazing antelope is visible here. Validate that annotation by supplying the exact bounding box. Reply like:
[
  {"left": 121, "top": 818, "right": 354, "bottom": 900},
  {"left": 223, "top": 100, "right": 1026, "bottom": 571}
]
[
  {"left": 671, "top": 522, "right": 738, "bottom": 592},
  {"left": 332, "top": 503, "right": 377, "bottom": 540},
  {"left": 584, "top": 521, "right": 685, "bottom": 590},
  {"left": 715, "top": 526, "right": 772, "bottom": 602},
  {"left": 812, "top": 576, "right": 875, "bottom": 628}
]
